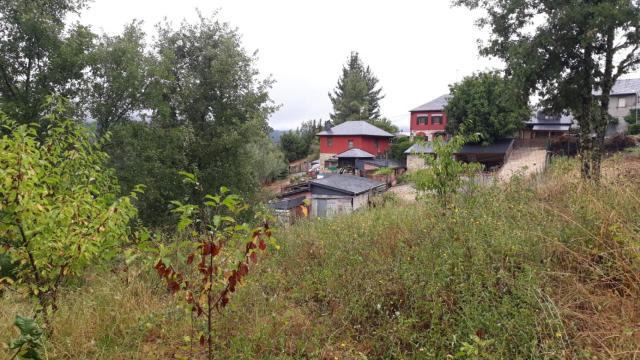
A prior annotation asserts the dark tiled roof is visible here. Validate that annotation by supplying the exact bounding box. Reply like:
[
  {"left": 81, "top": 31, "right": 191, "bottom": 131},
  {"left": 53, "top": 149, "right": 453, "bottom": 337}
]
[
  {"left": 405, "top": 138, "right": 514, "bottom": 155},
  {"left": 410, "top": 94, "right": 450, "bottom": 112},
  {"left": 317, "top": 121, "right": 394, "bottom": 137},
  {"left": 311, "top": 174, "right": 385, "bottom": 196},
  {"left": 335, "top": 148, "right": 375, "bottom": 158},
  {"left": 355, "top": 158, "right": 405, "bottom": 171},
  {"left": 362, "top": 158, "right": 404, "bottom": 169},
  {"left": 269, "top": 196, "right": 306, "bottom": 210},
  {"left": 594, "top": 78, "right": 640, "bottom": 96}
]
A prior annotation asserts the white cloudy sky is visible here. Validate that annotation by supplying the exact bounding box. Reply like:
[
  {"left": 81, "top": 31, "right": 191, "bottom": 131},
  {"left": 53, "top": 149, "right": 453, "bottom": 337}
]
[{"left": 78, "top": 0, "right": 501, "bottom": 130}]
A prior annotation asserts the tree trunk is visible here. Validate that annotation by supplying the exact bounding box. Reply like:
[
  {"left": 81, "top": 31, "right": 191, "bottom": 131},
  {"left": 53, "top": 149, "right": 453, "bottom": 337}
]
[{"left": 579, "top": 44, "right": 596, "bottom": 179}]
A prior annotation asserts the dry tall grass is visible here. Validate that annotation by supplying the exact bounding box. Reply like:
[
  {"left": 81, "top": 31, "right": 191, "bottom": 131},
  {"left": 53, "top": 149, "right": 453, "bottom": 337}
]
[{"left": 1, "top": 152, "right": 639, "bottom": 359}]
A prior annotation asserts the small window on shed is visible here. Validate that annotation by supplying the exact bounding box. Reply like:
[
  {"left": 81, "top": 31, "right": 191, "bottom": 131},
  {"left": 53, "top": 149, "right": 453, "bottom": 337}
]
[
  {"left": 618, "top": 97, "right": 627, "bottom": 108},
  {"left": 417, "top": 116, "right": 428, "bottom": 125},
  {"left": 327, "top": 136, "right": 333, "bottom": 147},
  {"left": 431, "top": 115, "right": 443, "bottom": 125},
  {"left": 348, "top": 139, "right": 354, "bottom": 149},
  {"left": 374, "top": 139, "right": 380, "bottom": 150}
]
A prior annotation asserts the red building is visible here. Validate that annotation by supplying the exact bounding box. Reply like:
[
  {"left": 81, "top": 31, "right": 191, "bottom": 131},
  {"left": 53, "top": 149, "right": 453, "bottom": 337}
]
[
  {"left": 317, "top": 120, "right": 394, "bottom": 172},
  {"left": 409, "top": 94, "right": 450, "bottom": 140}
]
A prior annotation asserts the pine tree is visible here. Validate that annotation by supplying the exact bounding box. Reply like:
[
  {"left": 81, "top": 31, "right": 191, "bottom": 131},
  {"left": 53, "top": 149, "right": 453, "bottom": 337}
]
[{"left": 329, "top": 52, "right": 384, "bottom": 124}]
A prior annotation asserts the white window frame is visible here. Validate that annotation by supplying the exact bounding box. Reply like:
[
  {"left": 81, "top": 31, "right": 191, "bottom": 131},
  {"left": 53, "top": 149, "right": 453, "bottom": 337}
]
[{"left": 618, "top": 97, "right": 627, "bottom": 108}]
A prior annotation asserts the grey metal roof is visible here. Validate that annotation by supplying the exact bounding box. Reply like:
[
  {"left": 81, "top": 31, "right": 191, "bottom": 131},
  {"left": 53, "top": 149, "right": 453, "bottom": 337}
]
[
  {"left": 268, "top": 196, "right": 306, "bottom": 210},
  {"left": 410, "top": 94, "right": 451, "bottom": 112},
  {"left": 532, "top": 124, "right": 570, "bottom": 131},
  {"left": 335, "top": 148, "right": 375, "bottom": 158},
  {"left": 405, "top": 138, "right": 514, "bottom": 155},
  {"left": 361, "top": 158, "right": 404, "bottom": 169},
  {"left": 405, "top": 143, "right": 434, "bottom": 154},
  {"left": 317, "top": 121, "right": 394, "bottom": 137},
  {"left": 310, "top": 175, "right": 385, "bottom": 196}
]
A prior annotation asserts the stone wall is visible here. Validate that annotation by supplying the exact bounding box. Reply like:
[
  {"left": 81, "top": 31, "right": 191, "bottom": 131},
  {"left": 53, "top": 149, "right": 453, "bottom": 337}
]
[
  {"left": 406, "top": 154, "right": 427, "bottom": 173},
  {"left": 319, "top": 152, "right": 336, "bottom": 172}
]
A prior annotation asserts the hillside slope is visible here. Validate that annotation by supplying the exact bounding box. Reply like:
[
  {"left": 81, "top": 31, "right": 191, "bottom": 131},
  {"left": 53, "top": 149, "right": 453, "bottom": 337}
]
[{"left": 2, "top": 153, "right": 639, "bottom": 359}]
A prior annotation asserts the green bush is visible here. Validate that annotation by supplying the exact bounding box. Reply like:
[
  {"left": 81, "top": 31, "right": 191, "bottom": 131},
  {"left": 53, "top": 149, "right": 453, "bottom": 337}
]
[{"left": 628, "top": 123, "right": 640, "bottom": 135}]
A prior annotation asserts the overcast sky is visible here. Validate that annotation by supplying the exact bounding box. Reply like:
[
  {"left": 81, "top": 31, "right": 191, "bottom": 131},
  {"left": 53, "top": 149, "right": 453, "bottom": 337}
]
[{"left": 78, "top": 0, "right": 501, "bottom": 130}]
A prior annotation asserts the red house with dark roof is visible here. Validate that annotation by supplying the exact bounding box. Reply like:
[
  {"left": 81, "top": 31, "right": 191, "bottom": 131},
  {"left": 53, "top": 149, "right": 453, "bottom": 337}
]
[
  {"left": 409, "top": 94, "right": 450, "bottom": 140},
  {"left": 317, "top": 120, "right": 394, "bottom": 172}
]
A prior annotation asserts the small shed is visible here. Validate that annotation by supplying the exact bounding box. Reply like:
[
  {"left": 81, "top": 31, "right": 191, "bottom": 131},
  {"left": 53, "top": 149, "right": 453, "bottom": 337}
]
[
  {"left": 268, "top": 196, "right": 309, "bottom": 225},
  {"left": 309, "top": 175, "right": 386, "bottom": 218}
]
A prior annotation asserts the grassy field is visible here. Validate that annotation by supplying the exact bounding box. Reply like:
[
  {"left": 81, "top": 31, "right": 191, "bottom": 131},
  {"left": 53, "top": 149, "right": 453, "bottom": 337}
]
[{"left": 2, "top": 152, "right": 640, "bottom": 359}]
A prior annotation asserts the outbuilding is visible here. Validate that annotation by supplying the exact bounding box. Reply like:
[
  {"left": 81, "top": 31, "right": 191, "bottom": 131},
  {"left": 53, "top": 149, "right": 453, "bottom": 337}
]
[{"left": 309, "top": 175, "right": 386, "bottom": 218}]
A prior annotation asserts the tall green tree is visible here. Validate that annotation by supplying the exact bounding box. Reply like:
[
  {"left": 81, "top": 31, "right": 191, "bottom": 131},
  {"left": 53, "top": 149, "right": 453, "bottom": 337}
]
[
  {"left": 279, "top": 130, "right": 307, "bottom": 162},
  {"left": 138, "top": 14, "right": 281, "bottom": 214},
  {"left": 445, "top": 72, "right": 529, "bottom": 144},
  {"left": 455, "top": 0, "right": 640, "bottom": 180},
  {"left": 329, "top": 51, "right": 384, "bottom": 124},
  {"left": 86, "top": 22, "right": 150, "bottom": 136},
  {"left": 0, "top": 0, "right": 94, "bottom": 123}
]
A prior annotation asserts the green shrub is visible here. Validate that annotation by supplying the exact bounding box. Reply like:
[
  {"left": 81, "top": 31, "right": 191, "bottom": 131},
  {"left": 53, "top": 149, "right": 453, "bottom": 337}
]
[{"left": 628, "top": 123, "right": 640, "bottom": 135}]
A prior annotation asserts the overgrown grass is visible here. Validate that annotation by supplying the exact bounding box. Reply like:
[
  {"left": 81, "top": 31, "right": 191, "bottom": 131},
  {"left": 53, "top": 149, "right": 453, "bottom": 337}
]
[{"left": 2, "top": 154, "right": 639, "bottom": 359}]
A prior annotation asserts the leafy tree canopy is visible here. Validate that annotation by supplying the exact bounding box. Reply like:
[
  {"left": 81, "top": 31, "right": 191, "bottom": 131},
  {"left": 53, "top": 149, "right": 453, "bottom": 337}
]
[
  {"left": 0, "top": 0, "right": 93, "bottom": 123},
  {"left": 445, "top": 72, "right": 529, "bottom": 144},
  {"left": 0, "top": 99, "right": 139, "bottom": 329},
  {"left": 454, "top": 0, "right": 640, "bottom": 179},
  {"left": 279, "top": 119, "right": 323, "bottom": 162},
  {"left": 369, "top": 117, "right": 399, "bottom": 134},
  {"left": 329, "top": 51, "right": 384, "bottom": 124}
]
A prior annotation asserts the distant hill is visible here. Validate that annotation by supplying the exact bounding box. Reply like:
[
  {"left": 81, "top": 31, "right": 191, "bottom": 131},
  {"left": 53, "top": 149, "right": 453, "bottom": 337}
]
[{"left": 270, "top": 129, "right": 286, "bottom": 143}]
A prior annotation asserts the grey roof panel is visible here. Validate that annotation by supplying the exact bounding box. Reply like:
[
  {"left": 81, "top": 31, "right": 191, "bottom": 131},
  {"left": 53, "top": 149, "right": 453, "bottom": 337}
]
[
  {"left": 532, "top": 124, "right": 570, "bottom": 131},
  {"left": 317, "top": 120, "right": 394, "bottom": 137},
  {"left": 405, "top": 143, "right": 434, "bottom": 154},
  {"left": 269, "top": 196, "right": 306, "bottom": 210},
  {"left": 362, "top": 158, "right": 403, "bottom": 169},
  {"left": 410, "top": 94, "right": 451, "bottom": 112},
  {"left": 335, "top": 148, "right": 375, "bottom": 158},
  {"left": 406, "top": 139, "right": 514, "bottom": 155},
  {"left": 594, "top": 77, "right": 640, "bottom": 96},
  {"left": 310, "top": 174, "right": 385, "bottom": 196}
]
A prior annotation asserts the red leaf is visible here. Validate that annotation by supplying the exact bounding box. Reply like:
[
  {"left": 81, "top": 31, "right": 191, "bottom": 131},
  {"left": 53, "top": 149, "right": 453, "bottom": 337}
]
[
  {"left": 238, "top": 263, "right": 249, "bottom": 277},
  {"left": 252, "top": 230, "right": 261, "bottom": 239},
  {"left": 258, "top": 239, "right": 266, "bottom": 251},
  {"left": 476, "top": 328, "right": 486, "bottom": 339},
  {"left": 167, "top": 280, "right": 180, "bottom": 294},
  {"left": 202, "top": 242, "right": 212, "bottom": 256},
  {"left": 246, "top": 241, "right": 257, "bottom": 252},
  {"left": 250, "top": 252, "right": 258, "bottom": 264},
  {"left": 185, "top": 290, "right": 193, "bottom": 304},
  {"left": 221, "top": 295, "right": 229, "bottom": 308},
  {"left": 199, "top": 334, "right": 205, "bottom": 346},
  {"left": 187, "top": 253, "right": 195, "bottom": 265},
  {"left": 211, "top": 243, "right": 220, "bottom": 256}
]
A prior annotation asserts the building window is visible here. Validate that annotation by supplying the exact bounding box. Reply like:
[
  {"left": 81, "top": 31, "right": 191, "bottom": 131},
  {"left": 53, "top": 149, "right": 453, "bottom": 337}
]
[
  {"left": 374, "top": 139, "right": 380, "bottom": 150},
  {"left": 327, "top": 136, "right": 332, "bottom": 147},
  {"left": 618, "top": 97, "right": 627, "bottom": 108},
  {"left": 431, "top": 115, "right": 443, "bottom": 125},
  {"left": 417, "top": 116, "right": 428, "bottom": 125},
  {"left": 348, "top": 139, "right": 354, "bottom": 149}
]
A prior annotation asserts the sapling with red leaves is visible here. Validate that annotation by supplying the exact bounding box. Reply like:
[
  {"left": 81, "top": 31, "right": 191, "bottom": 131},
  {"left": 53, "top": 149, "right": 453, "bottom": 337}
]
[{"left": 153, "top": 172, "right": 275, "bottom": 359}]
